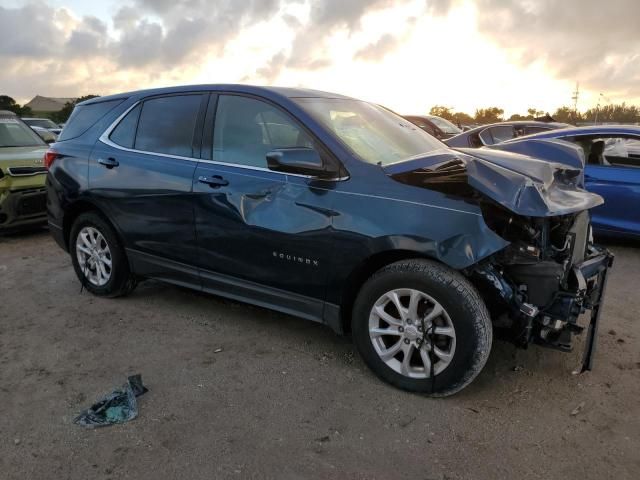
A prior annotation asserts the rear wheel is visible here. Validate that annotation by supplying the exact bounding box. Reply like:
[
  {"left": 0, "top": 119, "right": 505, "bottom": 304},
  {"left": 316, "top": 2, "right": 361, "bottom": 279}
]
[
  {"left": 70, "top": 212, "right": 137, "bottom": 297},
  {"left": 352, "top": 259, "right": 492, "bottom": 396}
]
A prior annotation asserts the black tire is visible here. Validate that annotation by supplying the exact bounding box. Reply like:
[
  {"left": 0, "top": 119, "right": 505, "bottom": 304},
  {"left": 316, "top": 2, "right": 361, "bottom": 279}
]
[
  {"left": 352, "top": 259, "right": 492, "bottom": 396},
  {"left": 69, "top": 212, "right": 137, "bottom": 297}
]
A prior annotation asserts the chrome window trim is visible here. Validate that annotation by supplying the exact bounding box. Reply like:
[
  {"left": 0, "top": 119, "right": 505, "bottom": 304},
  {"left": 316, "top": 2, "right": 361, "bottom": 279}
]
[{"left": 99, "top": 100, "right": 347, "bottom": 182}]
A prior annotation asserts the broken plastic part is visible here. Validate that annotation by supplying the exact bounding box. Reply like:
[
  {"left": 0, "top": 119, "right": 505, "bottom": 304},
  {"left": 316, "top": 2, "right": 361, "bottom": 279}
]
[{"left": 73, "top": 374, "right": 148, "bottom": 428}]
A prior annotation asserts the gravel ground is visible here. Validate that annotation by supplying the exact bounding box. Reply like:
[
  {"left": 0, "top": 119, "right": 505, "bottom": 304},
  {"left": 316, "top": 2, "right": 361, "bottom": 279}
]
[{"left": 0, "top": 230, "right": 638, "bottom": 480}]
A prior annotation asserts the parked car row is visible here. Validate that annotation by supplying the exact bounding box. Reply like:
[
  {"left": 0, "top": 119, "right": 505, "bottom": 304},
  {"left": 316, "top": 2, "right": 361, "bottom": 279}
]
[{"left": 43, "top": 85, "right": 613, "bottom": 396}]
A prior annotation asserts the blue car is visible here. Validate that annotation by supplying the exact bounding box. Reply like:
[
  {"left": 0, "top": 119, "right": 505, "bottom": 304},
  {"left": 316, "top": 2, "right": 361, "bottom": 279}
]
[
  {"left": 45, "top": 85, "right": 612, "bottom": 395},
  {"left": 498, "top": 125, "right": 640, "bottom": 239}
]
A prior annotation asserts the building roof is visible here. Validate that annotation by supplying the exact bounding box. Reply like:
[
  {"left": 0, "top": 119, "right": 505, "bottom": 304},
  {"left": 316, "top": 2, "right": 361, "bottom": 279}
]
[{"left": 24, "top": 95, "right": 77, "bottom": 112}]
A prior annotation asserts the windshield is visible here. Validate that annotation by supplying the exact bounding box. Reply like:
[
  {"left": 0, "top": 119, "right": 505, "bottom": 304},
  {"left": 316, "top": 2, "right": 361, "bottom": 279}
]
[
  {"left": 0, "top": 118, "right": 45, "bottom": 147},
  {"left": 295, "top": 98, "right": 444, "bottom": 165},
  {"left": 23, "top": 118, "right": 59, "bottom": 129},
  {"left": 427, "top": 116, "right": 461, "bottom": 135}
]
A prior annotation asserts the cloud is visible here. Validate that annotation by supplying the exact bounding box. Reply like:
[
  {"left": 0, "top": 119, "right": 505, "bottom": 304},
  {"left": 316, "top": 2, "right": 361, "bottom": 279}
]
[
  {"left": 285, "top": 0, "right": 398, "bottom": 69},
  {"left": 355, "top": 33, "right": 400, "bottom": 61},
  {"left": 0, "top": 3, "right": 64, "bottom": 57},
  {"left": 2, "top": 0, "right": 639, "bottom": 105},
  {"left": 1, "top": 0, "right": 408, "bottom": 99},
  {"left": 471, "top": 0, "right": 640, "bottom": 97},
  {"left": 353, "top": 9, "right": 420, "bottom": 63}
]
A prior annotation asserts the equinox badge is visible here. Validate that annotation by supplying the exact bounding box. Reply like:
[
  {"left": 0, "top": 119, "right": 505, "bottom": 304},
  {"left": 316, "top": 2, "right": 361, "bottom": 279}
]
[{"left": 273, "top": 251, "right": 319, "bottom": 267}]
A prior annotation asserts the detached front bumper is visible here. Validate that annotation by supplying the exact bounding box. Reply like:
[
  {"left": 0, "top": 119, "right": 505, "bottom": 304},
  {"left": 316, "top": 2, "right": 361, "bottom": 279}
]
[
  {"left": 0, "top": 187, "right": 48, "bottom": 232},
  {"left": 473, "top": 243, "right": 614, "bottom": 372},
  {"left": 572, "top": 249, "right": 615, "bottom": 372}
]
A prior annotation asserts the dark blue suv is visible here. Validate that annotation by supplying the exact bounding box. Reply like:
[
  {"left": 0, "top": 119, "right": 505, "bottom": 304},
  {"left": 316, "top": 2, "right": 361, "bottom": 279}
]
[{"left": 46, "top": 85, "right": 612, "bottom": 395}]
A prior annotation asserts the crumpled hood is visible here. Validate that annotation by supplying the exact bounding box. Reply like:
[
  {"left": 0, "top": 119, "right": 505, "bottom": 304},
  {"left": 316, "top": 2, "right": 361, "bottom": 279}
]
[{"left": 384, "top": 143, "right": 603, "bottom": 217}]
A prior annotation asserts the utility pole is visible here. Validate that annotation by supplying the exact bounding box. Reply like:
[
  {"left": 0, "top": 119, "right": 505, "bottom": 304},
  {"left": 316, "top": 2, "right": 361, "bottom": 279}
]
[
  {"left": 594, "top": 93, "right": 603, "bottom": 124},
  {"left": 571, "top": 82, "right": 580, "bottom": 123}
]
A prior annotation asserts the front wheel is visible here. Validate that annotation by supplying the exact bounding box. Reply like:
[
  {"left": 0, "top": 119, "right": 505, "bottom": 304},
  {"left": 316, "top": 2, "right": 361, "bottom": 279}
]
[{"left": 352, "top": 259, "right": 492, "bottom": 396}]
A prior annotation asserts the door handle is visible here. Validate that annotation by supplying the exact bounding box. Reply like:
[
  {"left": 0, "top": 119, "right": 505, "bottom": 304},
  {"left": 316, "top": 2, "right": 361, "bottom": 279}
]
[
  {"left": 198, "top": 175, "right": 229, "bottom": 188},
  {"left": 98, "top": 157, "right": 119, "bottom": 169}
]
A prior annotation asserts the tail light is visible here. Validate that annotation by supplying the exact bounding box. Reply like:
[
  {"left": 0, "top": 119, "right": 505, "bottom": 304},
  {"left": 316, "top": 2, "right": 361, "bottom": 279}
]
[{"left": 44, "top": 148, "right": 59, "bottom": 169}]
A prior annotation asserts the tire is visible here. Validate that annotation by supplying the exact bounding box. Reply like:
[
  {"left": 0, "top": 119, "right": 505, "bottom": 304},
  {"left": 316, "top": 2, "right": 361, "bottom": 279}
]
[
  {"left": 352, "top": 259, "right": 492, "bottom": 396},
  {"left": 69, "top": 212, "right": 137, "bottom": 297}
]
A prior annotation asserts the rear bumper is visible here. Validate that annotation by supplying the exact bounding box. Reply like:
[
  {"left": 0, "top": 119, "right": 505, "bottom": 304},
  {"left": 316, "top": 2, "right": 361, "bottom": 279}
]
[
  {"left": 0, "top": 187, "right": 47, "bottom": 232},
  {"left": 48, "top": 221, "right": 68, "bottom": 251}
]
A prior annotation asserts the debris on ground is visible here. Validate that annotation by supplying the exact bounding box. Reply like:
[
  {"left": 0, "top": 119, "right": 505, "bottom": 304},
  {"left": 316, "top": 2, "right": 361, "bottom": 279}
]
[
  {"left": 513, "top": 365, "right": 524, "bottom": 372},
  {"left": 73, "top": 374, "right": 148, "bottom": 428},
  {"left": 214, "top": 348, "right": 223, "bottom": 353},
  {"left": 570, "top": 401, "right": 585, "bottom": 416}
]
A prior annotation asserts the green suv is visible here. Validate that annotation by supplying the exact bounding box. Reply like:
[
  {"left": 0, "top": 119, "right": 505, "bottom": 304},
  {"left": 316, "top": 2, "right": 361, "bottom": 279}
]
[{"left": 0, "top": 110, "right": 48, "bottom": 232}]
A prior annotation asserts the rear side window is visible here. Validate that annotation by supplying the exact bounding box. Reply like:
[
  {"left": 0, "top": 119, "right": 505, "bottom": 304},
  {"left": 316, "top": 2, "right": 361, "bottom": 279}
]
[
  {"left": 58, "top": 99, "right": 124, "bottom": 141},
  {"left": 110, "top": 104, "right": 141, "bottom": 148},
  {"left": 134, "top": 95, "right": 202, "bottom": 157}
]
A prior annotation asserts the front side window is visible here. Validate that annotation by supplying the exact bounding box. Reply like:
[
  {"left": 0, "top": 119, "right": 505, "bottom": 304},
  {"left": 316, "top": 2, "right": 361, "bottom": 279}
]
[
  {"left": 296, "top": 98, "right": 443, "bottom": 166},
  {"left": 599, "top": 137, "right": 640, "bottom": 167},
  {"left": 213, "top": 95, "right": 314, "bottom": 168},
  {"left": 134, "top": 95, "right": 202, "bottom": 157},
  {"left": 480, "top": 125, "right": 515, "bottom": 145},
  {"left": 0, "top": 117, "right": 45, "bottom": 147}
]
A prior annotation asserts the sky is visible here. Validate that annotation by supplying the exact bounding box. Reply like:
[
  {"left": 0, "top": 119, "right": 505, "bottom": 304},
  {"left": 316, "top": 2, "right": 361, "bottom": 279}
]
[{"left": 1, "top": 0, "right": 639, "bottom": 117}]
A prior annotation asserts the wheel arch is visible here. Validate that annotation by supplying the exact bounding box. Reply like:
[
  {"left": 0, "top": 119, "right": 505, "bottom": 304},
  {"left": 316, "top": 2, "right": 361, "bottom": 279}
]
[
  {"left": 339, "top": 249, "right": 441, "bottom": 335},
  {"left": 63, "top": 199, "right": 124, "bottom": 251}
]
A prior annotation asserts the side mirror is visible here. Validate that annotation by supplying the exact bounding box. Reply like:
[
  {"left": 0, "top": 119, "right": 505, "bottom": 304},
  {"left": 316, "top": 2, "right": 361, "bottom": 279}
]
[{"left": 266, "top": 148, "right": 327, "bottom": 176}]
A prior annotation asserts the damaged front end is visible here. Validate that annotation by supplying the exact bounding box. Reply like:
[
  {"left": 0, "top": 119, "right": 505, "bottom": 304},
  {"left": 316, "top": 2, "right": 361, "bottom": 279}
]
[{"left": 386, "top": 143, "right": 614, "bottom": 371}]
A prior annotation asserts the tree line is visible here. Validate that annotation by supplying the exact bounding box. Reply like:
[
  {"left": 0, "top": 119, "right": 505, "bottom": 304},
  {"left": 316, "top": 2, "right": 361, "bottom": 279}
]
[
  {"left": 3, "top": 93, "right": 639, "bottom": 127},
  {"left": 0, "top": 95, "right": 99, "bottom": 124},
  {"left": 430, "top": 103, "right": 640, "bottom": 126}
]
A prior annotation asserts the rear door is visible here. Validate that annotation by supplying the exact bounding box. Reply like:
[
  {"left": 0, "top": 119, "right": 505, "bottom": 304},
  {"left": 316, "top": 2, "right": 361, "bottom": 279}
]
[
  {"left": 90, "top": 93, "right": 208, "bottom": 284},
  {"left": 192, "top": 94, "right": 337, "bottom": 320}
]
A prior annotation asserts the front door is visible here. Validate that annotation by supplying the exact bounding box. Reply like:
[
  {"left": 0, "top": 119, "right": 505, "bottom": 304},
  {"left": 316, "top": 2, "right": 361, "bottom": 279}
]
[
  {"left": 192, "top": 94, "right": 337, "bottom": 320},
  {"left": 585, "top": 137, "right": 640, "bottom": 236}
]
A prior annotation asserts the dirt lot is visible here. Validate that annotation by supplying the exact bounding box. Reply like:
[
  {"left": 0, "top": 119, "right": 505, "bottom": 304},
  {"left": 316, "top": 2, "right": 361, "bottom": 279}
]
[{"left": 0, "top": 230, "right": 638, "bottom": 480}]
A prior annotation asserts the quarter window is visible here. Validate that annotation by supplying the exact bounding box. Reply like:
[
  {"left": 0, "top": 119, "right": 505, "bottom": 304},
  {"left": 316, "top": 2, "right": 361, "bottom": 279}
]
[
  {"left": 109, "top": 104, "right": 141, "bottom": 149},
  {"left": 134, "top": 95, "right": 202, "bottom": 157},
  {"left": 213, "top": 95, "right": 314, "bottom": 168}
]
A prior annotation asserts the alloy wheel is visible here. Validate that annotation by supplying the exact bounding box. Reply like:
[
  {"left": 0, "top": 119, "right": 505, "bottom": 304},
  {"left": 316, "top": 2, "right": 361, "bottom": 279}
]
[
  {"left": 75, "top": 226, "right": 113, "bottom": 286},
  {"left": 368, "top": 288, "right": 456, "bottom": 378}
]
